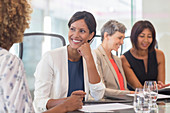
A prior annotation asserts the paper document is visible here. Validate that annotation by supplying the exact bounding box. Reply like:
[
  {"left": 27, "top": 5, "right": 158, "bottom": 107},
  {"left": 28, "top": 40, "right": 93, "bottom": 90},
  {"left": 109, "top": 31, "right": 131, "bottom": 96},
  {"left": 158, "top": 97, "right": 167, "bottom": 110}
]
[
  {"left": 157, "top": 94, "right": 170, "bottom": 99},
  {"left": 126, "top": 93, "right": 170, "bottom": 99},
  {"left": 79, "top": 103, "right": 133, "bottom": 112}
]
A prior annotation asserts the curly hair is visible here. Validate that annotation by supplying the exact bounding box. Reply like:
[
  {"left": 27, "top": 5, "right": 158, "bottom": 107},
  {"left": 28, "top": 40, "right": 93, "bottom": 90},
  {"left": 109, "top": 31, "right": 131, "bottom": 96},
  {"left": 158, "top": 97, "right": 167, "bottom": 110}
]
[{"left": 0, "top": 0, "right": 32, "bottom": 50}]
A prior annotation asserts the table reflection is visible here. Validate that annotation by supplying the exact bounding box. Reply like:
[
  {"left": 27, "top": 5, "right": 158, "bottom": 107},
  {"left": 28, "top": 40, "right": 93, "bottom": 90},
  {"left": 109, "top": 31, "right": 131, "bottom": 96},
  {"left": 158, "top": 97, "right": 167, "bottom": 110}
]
[{"left": 69, "top": 96, "right": 170, "bottom": 113}]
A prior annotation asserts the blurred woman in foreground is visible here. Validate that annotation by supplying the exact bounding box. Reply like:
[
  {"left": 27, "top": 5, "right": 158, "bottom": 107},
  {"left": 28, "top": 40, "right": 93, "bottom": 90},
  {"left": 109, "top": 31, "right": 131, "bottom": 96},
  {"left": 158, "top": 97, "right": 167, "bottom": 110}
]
[{"left": 0, "top": 0, "right": 83, "bottom": 112}]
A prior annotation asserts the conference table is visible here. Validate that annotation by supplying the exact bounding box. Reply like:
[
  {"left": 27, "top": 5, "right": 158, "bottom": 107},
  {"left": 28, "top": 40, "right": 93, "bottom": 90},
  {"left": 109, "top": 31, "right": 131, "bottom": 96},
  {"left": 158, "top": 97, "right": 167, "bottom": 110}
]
[{"left": 69, "top": 94, "right": 170, "bottom": 113}]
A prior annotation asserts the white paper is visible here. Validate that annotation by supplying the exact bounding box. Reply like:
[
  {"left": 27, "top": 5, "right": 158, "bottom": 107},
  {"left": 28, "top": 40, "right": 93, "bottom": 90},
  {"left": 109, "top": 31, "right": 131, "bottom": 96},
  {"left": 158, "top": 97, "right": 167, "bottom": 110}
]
[
  {"left": 79, "top": 103, "right": 133, "bottom": 112},
  {"left": 157, "top": 94, "right": 170, "bottom": 99},
  {"left": 126, "top": 93, "right": 170, "bottom": 99}
]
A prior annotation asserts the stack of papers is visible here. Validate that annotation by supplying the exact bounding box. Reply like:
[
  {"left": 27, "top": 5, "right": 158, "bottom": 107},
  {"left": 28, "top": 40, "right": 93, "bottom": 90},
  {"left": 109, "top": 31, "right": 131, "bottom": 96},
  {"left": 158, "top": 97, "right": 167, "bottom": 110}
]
[
  {"left": 79, "top": 103, "right": 133, "bottom": 112},
  {"left": 126, "top": 93, "right": 170, "bottom": 99}
]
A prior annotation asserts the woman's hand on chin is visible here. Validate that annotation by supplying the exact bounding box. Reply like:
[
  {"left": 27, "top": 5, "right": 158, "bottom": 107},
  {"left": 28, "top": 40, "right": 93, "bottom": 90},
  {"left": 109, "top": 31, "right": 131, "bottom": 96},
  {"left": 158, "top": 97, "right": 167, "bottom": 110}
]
[{"left": 77, "top": 43, "right": 92, "bottom": 60}]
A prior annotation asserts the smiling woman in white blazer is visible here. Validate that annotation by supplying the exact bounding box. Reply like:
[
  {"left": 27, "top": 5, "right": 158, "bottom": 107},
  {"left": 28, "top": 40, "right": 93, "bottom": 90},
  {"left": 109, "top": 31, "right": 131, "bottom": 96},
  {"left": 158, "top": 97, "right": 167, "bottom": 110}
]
[{"left": 33, "top": 11, "right": 105, "bottom": 112}]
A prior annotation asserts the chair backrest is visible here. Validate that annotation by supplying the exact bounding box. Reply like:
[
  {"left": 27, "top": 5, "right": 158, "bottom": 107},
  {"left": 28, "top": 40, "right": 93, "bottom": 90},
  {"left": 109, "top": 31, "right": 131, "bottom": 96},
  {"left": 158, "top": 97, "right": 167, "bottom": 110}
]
[
  {"left": 120, "top": 36, "right": 131, "bottom": 56},
  {"left": 19, "top": 32, "right": 66, "bottom": 99},
  {"left": 19, "top": 32, "right": 66, "bottom": 59}
]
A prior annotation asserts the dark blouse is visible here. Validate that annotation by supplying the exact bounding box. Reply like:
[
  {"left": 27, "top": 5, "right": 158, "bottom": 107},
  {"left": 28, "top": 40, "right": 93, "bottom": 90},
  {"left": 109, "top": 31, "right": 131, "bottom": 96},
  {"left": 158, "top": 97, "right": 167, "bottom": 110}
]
[
  {"left": 124, "top": 50, "right": 158, "bottom": 90},
  {"left": 67, "top": 57, "right": 84, "bottom": 97}
]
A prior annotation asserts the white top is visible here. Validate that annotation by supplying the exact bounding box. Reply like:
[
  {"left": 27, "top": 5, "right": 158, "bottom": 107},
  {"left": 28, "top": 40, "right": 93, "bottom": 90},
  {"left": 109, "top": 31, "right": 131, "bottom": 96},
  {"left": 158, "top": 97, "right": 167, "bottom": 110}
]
[
  {"left": 0, "top": 47, "right": 34, "bottom": 113},
  {"left": 33, "top": 46, "right": 105, "bottom": 112}
]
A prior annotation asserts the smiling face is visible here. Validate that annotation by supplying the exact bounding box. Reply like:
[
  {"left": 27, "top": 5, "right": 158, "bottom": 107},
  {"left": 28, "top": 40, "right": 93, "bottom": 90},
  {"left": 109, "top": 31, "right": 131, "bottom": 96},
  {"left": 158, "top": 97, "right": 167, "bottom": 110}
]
[
  {"left": 137, "top": 28, "right": 153, "bottom": 50},
  {"left": 68, "top": 19, "right": 93, "bottom": 49},
  {"left": 106, "top": 31, "right": 125, "bottom": 51}
]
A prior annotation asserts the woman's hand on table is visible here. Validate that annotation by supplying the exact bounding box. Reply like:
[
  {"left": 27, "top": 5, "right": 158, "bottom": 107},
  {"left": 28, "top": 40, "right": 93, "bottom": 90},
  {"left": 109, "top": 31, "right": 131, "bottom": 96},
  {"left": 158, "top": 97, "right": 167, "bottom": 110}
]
[
  {"left": 130, "top": 91, "right": 135, "bottom": 94},
  {"left": 157, "top": 81, "right": 170, "bottom": 89},
  {"left": 62, "top": 94, "right": 84, "bottom": 112},
  {"left": 71, "top": 90, "right": 86, "bottom": 100}
]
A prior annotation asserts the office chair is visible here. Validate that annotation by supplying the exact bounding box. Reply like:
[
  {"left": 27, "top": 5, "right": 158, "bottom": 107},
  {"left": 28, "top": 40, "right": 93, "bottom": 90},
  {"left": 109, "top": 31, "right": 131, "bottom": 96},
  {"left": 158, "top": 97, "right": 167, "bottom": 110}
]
[
  {"left": 19, "top": 32, "right": 66, "bottom": 59},
  {"left": 120, "top": 36, "right": 131, "bottom": 56},
  {"left": 18, "top": 32, "right": 66, "bottom": 99}
]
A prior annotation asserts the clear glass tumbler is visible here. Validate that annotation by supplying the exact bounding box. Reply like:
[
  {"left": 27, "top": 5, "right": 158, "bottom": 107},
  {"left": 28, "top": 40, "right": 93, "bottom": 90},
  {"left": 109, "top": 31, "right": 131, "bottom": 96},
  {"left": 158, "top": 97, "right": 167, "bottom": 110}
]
[
  {"left": 144, "top": 81, "right": 158, "bottom": 109},
  {"left": 133, "top": 88, "right": 150, "bottom": 112}
]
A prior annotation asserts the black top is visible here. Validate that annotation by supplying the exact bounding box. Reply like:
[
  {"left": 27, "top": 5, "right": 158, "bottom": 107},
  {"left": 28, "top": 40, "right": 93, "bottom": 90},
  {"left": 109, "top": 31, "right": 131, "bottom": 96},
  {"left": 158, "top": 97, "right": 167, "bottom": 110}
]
[{"left": 124, "top": 50, "right": 158, "bottom": 90}]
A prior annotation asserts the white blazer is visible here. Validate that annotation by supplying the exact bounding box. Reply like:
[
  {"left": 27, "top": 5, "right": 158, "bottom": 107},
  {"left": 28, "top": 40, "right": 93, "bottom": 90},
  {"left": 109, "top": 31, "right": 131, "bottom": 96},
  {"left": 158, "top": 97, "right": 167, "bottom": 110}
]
[{"left": 33, "top": 46, "right": 105, "bottom": 112}]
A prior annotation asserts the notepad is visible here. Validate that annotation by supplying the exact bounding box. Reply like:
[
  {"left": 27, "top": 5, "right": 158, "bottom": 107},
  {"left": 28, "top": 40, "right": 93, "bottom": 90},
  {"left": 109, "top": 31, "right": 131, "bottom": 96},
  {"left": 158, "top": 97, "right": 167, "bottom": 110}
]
[
  {"left": 158, "top": 88, "right": 170, "bottom": 95},
  {"left": 79, "top": 103, "right": 133, "bottom": 112}
]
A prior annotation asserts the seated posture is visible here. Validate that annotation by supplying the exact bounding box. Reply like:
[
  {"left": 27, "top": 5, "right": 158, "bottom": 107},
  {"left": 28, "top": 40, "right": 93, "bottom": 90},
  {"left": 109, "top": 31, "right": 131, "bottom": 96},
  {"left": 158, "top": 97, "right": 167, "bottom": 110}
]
[
  {"left": 93, "top": 20, "right": 133, "bottom": 96},
  {"left": 121, "top": 20, "right": 170, "bottom": 90},
  {"left": 0, "top": 0, "right": 84, "bottom": 113},
  {"left": 33, "top": 11, "right": 105, "bottom": 112},
  {"left": 0, "top": 0, "right": 34, "bottom": 112}
]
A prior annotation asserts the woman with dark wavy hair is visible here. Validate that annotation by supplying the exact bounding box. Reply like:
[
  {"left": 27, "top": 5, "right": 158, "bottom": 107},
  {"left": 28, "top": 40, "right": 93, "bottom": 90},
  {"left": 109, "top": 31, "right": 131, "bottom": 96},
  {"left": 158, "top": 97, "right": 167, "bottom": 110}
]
[
  {"left": 33, "top": 11, "right": 105, "bottom": 112},
  {"left": 121, "top": 20, "right": 170, "bottom": 90}
]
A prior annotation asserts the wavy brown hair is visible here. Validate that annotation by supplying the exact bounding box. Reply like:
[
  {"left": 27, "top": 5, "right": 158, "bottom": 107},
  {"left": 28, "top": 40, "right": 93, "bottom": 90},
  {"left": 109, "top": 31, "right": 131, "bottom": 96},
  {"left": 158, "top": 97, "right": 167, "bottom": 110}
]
[
  {"left": 130, "top": 20, "right": 156, "bottom": 52},
  {"left": 0, "top": 0, "right": 32, "bottom": 50}
]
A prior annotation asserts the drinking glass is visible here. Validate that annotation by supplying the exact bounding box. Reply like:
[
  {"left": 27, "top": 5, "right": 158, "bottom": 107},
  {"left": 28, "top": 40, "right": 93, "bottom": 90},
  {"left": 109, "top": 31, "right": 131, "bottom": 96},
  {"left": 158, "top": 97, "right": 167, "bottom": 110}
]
[
  {"left": 133, "top": 88, "right": 150, "bottom": 112},
  {"left": 144, "top": 81, "right": 158, "bottom": 108}
]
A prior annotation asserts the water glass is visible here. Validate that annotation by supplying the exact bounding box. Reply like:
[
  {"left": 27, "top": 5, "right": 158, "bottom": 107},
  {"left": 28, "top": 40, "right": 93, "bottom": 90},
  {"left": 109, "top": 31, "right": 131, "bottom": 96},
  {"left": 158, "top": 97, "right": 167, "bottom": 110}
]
[
  {"left": 133, "top": 88, "right": 150, "bottom": 112},
  {"left": 144, "top": 81, "right": 158, "bottom": 108},
  {"left": 150, "top": 104, "right": 158, "bottom": 113}
]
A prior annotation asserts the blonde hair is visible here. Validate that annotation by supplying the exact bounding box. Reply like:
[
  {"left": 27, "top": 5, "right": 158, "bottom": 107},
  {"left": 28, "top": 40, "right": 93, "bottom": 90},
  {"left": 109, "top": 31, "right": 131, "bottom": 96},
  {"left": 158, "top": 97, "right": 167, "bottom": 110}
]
[{"left": 0, "top": 0, "right": 32, "bottom": 50}]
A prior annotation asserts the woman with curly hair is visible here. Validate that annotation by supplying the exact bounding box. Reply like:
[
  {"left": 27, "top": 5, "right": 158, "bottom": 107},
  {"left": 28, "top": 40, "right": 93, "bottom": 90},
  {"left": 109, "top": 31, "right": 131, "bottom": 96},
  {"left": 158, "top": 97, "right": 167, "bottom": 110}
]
[
  {"left": 0, "top": 0, "right": 33, "bottom": 112},
  {"left": 0, "top": 0, "right": 32, "bottom": 50},
  {"left": 0, "top": 0, "right": 83, "bottom": 113}
]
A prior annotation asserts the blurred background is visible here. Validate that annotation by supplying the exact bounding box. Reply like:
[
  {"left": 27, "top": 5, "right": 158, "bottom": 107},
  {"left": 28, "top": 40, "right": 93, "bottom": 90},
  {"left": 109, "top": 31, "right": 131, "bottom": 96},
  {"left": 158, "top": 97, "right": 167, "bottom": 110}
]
[{"left": 10, "top": 0, "right": 170, "bottom": 98}]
